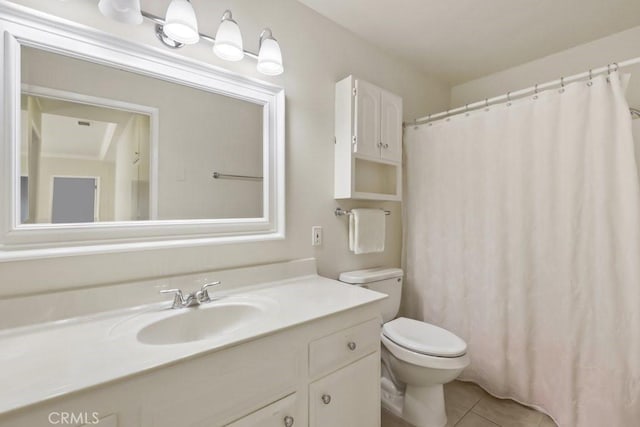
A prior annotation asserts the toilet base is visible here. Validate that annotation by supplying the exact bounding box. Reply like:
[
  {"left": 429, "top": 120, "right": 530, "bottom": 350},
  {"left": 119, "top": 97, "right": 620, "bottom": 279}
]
[
  {"left": 402, "top": 383, "right": 447, "bottom": 427},
  {"left": 381, "top": 376, "right": 404, "bottom": 417}
]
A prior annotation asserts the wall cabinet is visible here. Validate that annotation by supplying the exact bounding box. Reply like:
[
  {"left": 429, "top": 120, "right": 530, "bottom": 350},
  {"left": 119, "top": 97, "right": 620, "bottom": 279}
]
[
  {"left": 335, "top": 75, "right": 403, "bottom": 201},
  {"left": 0, "top": 308, "right": 380, "bottom": 427}
]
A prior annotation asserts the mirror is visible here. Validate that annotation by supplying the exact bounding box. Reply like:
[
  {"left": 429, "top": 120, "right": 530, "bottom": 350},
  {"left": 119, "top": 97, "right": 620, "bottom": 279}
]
[
  {"left": 0, "top": 5, "right": 285, "bottom": 257},
  {"left": 20, "top": 46, "right": 264, "bottom": 224}
]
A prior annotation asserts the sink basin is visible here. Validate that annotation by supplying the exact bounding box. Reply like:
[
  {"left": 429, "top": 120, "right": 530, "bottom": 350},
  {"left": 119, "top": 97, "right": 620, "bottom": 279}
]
[{"left": 137, "top": 298, "right": 270, "bottom": 345}]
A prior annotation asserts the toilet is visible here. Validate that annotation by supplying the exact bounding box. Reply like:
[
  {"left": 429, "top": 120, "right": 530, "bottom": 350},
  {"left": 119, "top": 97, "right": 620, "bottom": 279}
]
[{"left": 339, "top": 268, "right": 470, "bottom": 427}]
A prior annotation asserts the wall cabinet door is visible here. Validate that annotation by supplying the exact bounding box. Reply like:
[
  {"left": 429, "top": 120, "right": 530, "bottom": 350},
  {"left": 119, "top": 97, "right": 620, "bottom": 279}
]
[
  {"left": 309, "top": 353, "right": 379, "bottom": 427},
  {"left": 380, "top": 91, "right": 403, "bottom": 163},
  {"left": 354, "top": 80, "right": 381, "bottom": 159}
]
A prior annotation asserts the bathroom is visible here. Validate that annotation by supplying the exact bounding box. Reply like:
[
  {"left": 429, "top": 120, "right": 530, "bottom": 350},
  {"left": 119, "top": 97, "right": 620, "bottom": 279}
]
[{"left": 0, "top": 0, "right": 639, "bottom": 426}]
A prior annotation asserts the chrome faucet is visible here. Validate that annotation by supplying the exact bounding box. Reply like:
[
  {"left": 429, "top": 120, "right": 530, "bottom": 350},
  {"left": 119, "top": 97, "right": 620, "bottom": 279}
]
[{"left": 160, "top": 281, "right": 221, "bottom": 309}]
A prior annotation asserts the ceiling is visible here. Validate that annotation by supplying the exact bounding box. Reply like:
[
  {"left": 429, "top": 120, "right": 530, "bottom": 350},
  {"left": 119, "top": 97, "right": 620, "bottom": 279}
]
[
  {"left": 296, "top": 0, "right": 640, "bottom": 84},
  {"left": 21, "top": 97, "right": 138, "bottom": 161}
]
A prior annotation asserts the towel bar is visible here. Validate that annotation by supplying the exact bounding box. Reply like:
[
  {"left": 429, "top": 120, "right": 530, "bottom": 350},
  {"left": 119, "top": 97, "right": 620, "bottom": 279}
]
[
  {"left": 334, "top": 207, "right": 391, "bottom": 217},
  {"left": 212, "top": 172, "right": 263, "bottom": 181}
]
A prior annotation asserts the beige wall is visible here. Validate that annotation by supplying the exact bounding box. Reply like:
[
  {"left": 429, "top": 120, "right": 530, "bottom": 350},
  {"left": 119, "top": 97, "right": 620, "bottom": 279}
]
[
  {"left": 0, "top": 0, "right": 450, "bottom": 297},
  {"left": 113, "top": 116, "right": 139, "bottom": 221},
  {"left": 451, "top": 25, "right": 640, "bottom": 108}
]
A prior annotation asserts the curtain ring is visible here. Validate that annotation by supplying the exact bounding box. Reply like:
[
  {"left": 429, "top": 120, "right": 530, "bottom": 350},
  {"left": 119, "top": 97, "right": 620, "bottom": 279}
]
[
  {"left": 445, "top": 109, "right": 451, "bottom": 121},
  {"left": 484, "top": 98, "right": 489, "bottom": 111},
  {"left": 506, "top": 91, "right": 512, "bottom": 106},
  {"left": 533, "top": 84, "right": 539, "bottom": 100},
  {"left": 587, "top": 69, "right": 593, "bottom": 87},
  {"left": 427, "top": 114, "right": 433, "bottom": 126},
  {"left": 559, "top": 77, "right": 565, "bottom": 93},
  {"left": 465, "top": 104, "right": 470, "bottom": 116},
  {"left": 608, "top": 63, "right": 619, "bottom": 83}
]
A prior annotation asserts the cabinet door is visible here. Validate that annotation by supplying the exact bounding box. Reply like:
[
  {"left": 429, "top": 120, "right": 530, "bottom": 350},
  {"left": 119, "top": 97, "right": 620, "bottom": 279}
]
[
  {"left": 81, "top": 414, "right": 118, "bottom": 427},
  {"left": 309, "top": 353, "right": 380, "bottom": 427},
  {"left": 225, "top": 393, "right": 298, "bottom": 427},
  {"left": 354, "top": 80, "right": 381, "bottom": 159},
  {"left": 380, "top": 90, "right": 403, "bottom": 163}
]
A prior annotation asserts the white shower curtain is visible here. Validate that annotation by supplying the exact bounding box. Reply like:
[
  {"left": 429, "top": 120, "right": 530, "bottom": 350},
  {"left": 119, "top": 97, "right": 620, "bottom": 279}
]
[{"left": 403, "top": 72, "right": 640, "bottom": 426}]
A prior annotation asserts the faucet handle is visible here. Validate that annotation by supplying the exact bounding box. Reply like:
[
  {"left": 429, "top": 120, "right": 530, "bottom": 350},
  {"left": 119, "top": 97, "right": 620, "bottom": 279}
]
[
  {"left": 160, "top": 288, "right": 185, "bottom": 308},
  {"left": 198, "top": 281, "right": 221, "bottom": 303}
]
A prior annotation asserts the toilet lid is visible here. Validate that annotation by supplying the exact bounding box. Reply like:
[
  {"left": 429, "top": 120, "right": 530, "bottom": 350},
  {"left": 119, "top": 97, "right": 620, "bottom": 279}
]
[{"left": 382, "top": 317, "right": 467, "bottom": 357}]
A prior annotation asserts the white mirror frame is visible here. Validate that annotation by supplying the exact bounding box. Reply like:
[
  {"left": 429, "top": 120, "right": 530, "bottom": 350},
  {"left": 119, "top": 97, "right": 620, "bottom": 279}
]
[{"left": 0, "top": 3, "right": 285, "bottom": 261}]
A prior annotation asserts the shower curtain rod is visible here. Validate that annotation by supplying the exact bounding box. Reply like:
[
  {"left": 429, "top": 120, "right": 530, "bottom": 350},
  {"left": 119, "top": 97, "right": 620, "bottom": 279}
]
[{"left": 408, "top": 56, "right": 640, "bottom": 126}]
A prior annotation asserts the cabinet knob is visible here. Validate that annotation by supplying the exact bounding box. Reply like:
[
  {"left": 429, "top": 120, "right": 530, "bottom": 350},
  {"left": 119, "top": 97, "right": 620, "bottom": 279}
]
[
  {"left": 284, "top": 415, "right": 294, "bottom": 427},
  {"left": 383, "top": 143, "right": 389, "bottom": 149},
  {"left": 321, "top": 394, "right": 332, "bottom": 405},
  {"left": 347, "top": 341, "right": 357, "bottom": 351}
]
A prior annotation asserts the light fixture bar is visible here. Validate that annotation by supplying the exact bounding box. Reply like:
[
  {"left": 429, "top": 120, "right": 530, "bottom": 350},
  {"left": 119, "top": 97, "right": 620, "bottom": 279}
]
[{"left": 140, "top": 11, "right": 259, "bottom": 59}]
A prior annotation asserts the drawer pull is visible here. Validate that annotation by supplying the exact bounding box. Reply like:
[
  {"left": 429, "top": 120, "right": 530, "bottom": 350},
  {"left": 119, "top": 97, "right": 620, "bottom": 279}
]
[
  {"left": 284, "top": 415, "right": 294, "bottom": 427},
  {"left": 347, "top": 341, "right": 357, "bottom": 351},
  {"left": 321, "top": 394, "right": 332, "bottom": 405}
]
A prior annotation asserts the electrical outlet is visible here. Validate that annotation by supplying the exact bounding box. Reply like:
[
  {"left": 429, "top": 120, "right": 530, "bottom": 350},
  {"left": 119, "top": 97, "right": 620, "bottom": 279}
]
[{"left": 312, "top": 226, "right": 322, "bottom": 246}]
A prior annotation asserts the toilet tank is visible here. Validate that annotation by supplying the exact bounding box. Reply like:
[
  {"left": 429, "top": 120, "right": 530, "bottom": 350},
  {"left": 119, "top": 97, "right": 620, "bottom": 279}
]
[{"left": 339, "top": 267, "right": 403, "bottom": 323}]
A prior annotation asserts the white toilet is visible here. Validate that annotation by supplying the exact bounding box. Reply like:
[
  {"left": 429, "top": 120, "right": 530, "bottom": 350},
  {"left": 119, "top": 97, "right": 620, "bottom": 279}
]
[{"left": 339, "top": 268, "right": 470, "bottom": 427}]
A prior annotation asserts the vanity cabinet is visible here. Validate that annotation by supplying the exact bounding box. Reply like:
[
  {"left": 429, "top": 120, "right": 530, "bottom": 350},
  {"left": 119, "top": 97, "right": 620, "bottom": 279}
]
[
  {"left": 0, "top": 306, "right": 380, "bottom": 427},
  {"left": 335, "top": 75, "right": 403, "bottom": 201}
]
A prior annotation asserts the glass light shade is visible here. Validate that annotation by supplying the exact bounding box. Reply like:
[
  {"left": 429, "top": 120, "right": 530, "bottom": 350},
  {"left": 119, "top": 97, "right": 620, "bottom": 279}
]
[
  {"left": 163, "top": 0, "right": 200, "bottom": 45},
  {"left": 213, "top": 18, "right": 244, "bottom": 61},
  {"left": 257, "top": 37, "right": 284, "bottom": 76},
  {"left": 98, "top": 0, "right": 142, "bottom": 25}
]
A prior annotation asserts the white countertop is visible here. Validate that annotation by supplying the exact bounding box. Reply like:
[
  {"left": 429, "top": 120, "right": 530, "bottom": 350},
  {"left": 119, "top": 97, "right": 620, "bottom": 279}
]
[{"left": 0, "top": 275, "right": 385, "bottom": 416}]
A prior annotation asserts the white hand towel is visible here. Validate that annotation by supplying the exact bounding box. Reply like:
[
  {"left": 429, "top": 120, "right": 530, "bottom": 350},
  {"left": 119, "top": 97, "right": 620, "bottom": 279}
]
[{"left": 349, "top": 208, "right": 386, "bottom": 254}]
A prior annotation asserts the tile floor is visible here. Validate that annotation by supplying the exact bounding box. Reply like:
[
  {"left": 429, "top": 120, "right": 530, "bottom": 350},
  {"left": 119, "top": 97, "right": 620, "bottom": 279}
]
[{"left": 381, "top": 380, "right": 556, "bottom": 427}]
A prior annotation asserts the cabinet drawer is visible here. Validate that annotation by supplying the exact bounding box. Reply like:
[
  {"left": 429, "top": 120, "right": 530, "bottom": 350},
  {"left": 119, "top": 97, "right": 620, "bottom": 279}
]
[
  {"left": 226, "top": 393, "right": 298, "bottom": 427},
  {"left": 309, "top": 318, "right": 379, "bottom": 378}
]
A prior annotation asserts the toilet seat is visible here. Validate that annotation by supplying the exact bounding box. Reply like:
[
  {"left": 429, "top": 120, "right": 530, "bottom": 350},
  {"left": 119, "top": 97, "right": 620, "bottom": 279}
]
[
  {"left": 382, "top": 317, "right": 467, "bottom": 357},
  {"left": 381, "top": 317, "right": 469, "bottom": 370},
  {"left": 381, "top": 334, "right": 470, "bottom": 370}
]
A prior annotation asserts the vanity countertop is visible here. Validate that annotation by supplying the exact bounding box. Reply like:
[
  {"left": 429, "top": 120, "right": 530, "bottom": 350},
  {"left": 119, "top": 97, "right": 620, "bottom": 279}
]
[{"left": 0, "top": 275, "right": 385, "bottom": 416}]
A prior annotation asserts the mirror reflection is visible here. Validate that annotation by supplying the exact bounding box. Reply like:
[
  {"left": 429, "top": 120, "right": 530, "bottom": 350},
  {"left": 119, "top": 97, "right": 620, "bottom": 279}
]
[
  {"left": 20, "top": 46, "right": 264, "bottom": 225},
  {"left": 20, "top": 94, "right": 151, "bottom": 223}
]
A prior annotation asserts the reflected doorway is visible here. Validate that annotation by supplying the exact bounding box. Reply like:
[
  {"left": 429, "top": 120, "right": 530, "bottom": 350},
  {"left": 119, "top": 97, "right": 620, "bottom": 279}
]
[{"left": 51, "top": 176, "right": 98, "bottom": 223}]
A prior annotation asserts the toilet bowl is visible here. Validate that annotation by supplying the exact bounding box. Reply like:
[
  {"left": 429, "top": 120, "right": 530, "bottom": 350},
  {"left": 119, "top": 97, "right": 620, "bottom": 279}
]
[
  {"left": 339, "top": 268, "right": 469, "bottom": 427},
  {"left": 381, "top": 317, "right": 469, "bottom": 427}
]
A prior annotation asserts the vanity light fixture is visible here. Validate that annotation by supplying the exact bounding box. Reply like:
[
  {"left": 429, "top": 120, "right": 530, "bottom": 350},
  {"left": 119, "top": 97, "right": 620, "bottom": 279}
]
[
  {"left": 97, "top": 0, "right": 143, "bottom": 25},
  {"left": 213, "top": 10, "right": 244, "bottom": 62},
  {"left": 97, "top": 1, "right": 284, "bottom": 76}
]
